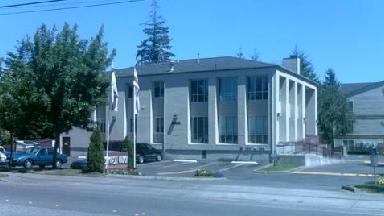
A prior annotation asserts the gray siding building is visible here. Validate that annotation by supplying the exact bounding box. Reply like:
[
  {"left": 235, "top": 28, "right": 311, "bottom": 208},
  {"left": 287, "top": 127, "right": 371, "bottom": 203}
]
[
  {"left": 62, "top": 56, "right": 318, "bottom": 160},
  {"left": 335, "top": 81, "right": 384, "bottom": 152}
]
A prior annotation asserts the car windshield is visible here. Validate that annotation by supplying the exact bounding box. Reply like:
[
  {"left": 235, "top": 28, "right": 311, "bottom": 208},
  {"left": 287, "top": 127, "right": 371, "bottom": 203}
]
[{"left": 28, "top": 147, "right": 41, "bottom": 154}]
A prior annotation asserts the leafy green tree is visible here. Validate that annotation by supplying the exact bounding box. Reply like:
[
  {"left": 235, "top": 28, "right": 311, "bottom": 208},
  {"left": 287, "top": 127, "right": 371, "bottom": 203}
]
[
  {"left": 87, "top": 128, "right": 105, "bottom": 173},
  {"left": 0, "top": 23, "right": 115, "bottom": 167},
  {"left": 318, "top": 69, "right": 354, "bottom": 150},
  {"left": 136, "top": 0, "right": 174, "bottom": 64},
  {"left": 122, "top": 136, "right": 134, "bottom": 169},
  {"left": 290, "top": 46, "right": 320, "bottom": 83}
]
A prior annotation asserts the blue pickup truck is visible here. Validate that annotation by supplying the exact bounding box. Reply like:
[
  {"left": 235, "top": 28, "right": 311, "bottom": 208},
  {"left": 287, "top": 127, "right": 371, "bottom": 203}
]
[{"left": 11, "top": 147, "right": 67, "bottom": 169}]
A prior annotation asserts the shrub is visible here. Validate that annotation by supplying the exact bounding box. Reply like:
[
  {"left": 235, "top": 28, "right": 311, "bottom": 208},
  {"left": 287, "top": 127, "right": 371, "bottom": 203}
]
[
  {"left": 194, "top": 168, "right": 213, "bottom": 177},
  {"left": 122, "top": 136, "right": 134, "bottom": 169},
  {"left": 376, "top": 177, "right": 384, "bottom": 185},
  {"left": 87, "top": 128, "right": 105, "bottom": 173}
]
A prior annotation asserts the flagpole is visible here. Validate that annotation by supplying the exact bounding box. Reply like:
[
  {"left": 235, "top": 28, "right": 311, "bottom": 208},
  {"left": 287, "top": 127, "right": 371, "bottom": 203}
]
[{"left": 132, "top": 85, "right": 137, "bottom": 169}]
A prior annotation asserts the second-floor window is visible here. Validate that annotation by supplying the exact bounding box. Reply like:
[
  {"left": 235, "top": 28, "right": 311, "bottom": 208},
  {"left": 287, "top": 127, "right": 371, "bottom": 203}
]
[
  {"left": 154, "top": 81, "right": 164, "bottom": 98},
  {"left": 190, "top": 79, "right": 208, "bottom": 102},
  {"left": 247, "top": 76, "right": 268, "bottom": 100},
  {"left": 219, "top": 77, "right": 237, "bottom": 101}
]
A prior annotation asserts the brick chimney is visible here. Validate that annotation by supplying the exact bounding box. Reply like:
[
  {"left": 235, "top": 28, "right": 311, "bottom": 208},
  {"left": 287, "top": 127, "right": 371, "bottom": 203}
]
[{"left": 282, "top": 56, "right": 301, "bottom": 75}]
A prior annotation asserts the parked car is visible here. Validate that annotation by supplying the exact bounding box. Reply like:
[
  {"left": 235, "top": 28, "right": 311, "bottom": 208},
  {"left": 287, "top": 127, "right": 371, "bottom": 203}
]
[
  {"left": 71, "top": 159, "right": 87, "bottom": 169},
  {"left": 11, "top": 147, "right": 67, "bottom": 169},
  {"left": 136, "top": 143, "right": 162, "bottom": 164},
  {"left": 0, "top": 146, "right": 7, "bottom": 165}
]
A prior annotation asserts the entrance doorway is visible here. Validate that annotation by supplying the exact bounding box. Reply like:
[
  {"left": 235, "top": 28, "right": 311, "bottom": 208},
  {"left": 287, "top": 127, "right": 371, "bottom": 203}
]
[{"left": 62, "top": 137, "right": 71, "bottom": 156}]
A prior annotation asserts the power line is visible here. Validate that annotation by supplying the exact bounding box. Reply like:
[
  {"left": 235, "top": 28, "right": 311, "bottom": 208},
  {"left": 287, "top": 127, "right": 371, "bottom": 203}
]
[
  {"left": 0, "top": 0, "right": 144, "bottom": 15},
  {"left": 0, "top": 0, "right": 68, "bottom": 9}
]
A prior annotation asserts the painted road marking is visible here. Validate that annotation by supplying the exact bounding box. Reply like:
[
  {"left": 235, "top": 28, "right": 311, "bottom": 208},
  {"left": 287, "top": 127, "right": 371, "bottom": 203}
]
[
  {"left": 293, "top": 171, "right": 377, "bottom": 177},
  {"left": 231, "top": 161, "right": 258, "bottom": 165},
  {"left": 157, "top": 162, "right": 217, "bottom": 175},
  {"left": 173, "top": 159, "right": 198, "bottom": 163},
  {"left": 218, "top": 164, "right": 243, "bottom": 172}
]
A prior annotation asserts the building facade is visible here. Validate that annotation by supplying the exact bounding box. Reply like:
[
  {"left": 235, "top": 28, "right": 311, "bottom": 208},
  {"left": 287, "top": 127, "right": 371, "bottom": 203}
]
[
  {"left": 62, "top": 56, "right": 318, "bottom": 160},
  {"left": 335, "top": 81, "right": 384, "bottom": 152}
]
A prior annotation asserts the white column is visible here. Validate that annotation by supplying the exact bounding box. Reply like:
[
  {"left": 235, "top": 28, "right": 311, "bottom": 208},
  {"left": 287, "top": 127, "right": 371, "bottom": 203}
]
[
  {"left": 293, "top": 82, "right": 298, "bottom": 141},
  {"left": 314, "top": 87, "right": 318, "bottom": 136},
  {"left": 237, "top": 76, "right": 247, "bottom": 145},
  {"left": 208, "top": 78, "right": 218, "bottom": 144},
  {"left": 302, "top": 84, "right": 306, "bottom": 139},
  {"left": 285, "top": 77, "right": 290, "bottom": 142},
  {"left": 274, "top": 74, "right": 280, "bottom": 147}
]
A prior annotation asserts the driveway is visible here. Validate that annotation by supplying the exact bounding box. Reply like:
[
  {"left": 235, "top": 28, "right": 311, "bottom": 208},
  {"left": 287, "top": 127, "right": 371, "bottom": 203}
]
[{"left": 138, "top": 160, "right": 260, "bottom": 178}]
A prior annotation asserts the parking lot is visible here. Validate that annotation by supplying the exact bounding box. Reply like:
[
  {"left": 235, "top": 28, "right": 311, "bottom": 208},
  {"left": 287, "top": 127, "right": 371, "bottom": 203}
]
[{"left": 137, "top": 160, "right": 261, "bottom": 178}]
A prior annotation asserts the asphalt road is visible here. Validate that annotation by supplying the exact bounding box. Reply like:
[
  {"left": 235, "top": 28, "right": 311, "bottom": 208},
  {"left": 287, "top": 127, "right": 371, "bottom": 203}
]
[{"left": 0, "top": 173, "right": 383, "bottom": 216}]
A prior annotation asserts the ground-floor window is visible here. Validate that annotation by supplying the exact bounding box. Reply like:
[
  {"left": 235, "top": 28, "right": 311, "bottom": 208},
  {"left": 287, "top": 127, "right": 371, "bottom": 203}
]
[
  {"left": 153, "top": 117, "right": 164, "bottom": 143},
  {"left": 190, "top": 117, "right": 208, "bottom": 143},
  {"left": 248, "top": 116, "right": 268, "bottom": 144},
  {"left": 219, "top": 116, "right": 238, "bottom": 143}
]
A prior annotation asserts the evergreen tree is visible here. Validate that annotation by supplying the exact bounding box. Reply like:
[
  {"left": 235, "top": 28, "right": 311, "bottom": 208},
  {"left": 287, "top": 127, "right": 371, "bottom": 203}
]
[
  {"left": 122, "top": 136, "right": 134, "bottom": 169},
  {"left": 87, "top": 128, "right": 105, "bottom": 173},
  {"left": 290, "top": 46, "right": 320, "bottom": 83},
  {"left": 318, "top": 69, "right": 354, "bottom": 150},
  {"left": 136, "top": 0, "right": 174, "bottom": 64}
]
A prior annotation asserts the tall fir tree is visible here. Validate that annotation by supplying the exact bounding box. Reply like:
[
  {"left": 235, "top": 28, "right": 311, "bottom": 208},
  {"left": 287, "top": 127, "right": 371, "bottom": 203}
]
[
  {"left": 136, "top": 0, "right": 174, "bottom": 64},
  {"left": 318, "top": 69, "right": 354, "bottom": 150},
  {"left": 290, "top": 46, "right": 320, "bottom": 83}
]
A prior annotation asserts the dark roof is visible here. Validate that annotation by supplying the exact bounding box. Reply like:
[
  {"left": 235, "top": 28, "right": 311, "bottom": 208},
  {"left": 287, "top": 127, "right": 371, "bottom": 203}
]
[
  {"left": 113, "top": 56, "right": 318, "bottom": 86},
  {"left": 115, "top": 56, "right": 273, "bottom": 76},
  {"left": 341, "top": 81, "right": 384, "bottom": 97}
]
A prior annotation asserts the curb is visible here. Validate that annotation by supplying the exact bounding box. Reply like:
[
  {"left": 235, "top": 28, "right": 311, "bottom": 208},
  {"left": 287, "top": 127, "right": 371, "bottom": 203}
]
[
  {"left": 342, "top": 185, "right": 357, "bottom": 192},
  {"left": 109, "top": 174, "right": 227, "bottom": 182},
  {"left": 254, "top": 164, "right": 304, "bottom": 173}
]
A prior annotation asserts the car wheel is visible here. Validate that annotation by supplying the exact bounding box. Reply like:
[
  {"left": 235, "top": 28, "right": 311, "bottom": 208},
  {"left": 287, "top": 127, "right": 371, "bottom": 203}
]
[
  {"left": 24, "top": 160, "right": 33, "bottom": 169},
  {"left": 138, "top": 156, "right": 144, "bottom": 164},
  {"left": 39, "top": 165, "right": 45, "bottom": 169},
  {"left": 55, "top": 160, "right": 62, "bottom": 169},
  {"left": 156, "top": 155, "right": 162, "bottom": 161}
]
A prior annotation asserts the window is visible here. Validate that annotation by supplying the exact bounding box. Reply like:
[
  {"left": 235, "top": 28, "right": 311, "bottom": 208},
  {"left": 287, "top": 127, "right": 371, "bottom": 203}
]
[
  {"left": 248, "top": 116, "right": 268, "bottom": 143},
  {"left": 219, "top": 78, "right": 237, "bottom": 101},
  {"left": 129, "top": 118, "right": 133, "bottom": 132},
  {"left": 154, "top": 81, "right": 164, "bottom": 98},
  {"left": 219, "top": 116, "right": 238, "bottom": 143},
  {"left": 347, "top": 101, "right": 353, "bottom": 112},
  {"left": 127, "top": 84, "right": 133, "bottom": 98},
  {"left": 154, "top": 117, "right": 164, "bottom": 143},
  {"left": 247, "top": 76, "right": 268, "bottom": 100},
  {"left": 190, "top": 80, "right": 208, "bottom": 102},
  {"left": 155, "top": 117, "right": 164, "bottom": 133},
  {"left": 190, "top": 117, "right": 208, "bottom": 143}
]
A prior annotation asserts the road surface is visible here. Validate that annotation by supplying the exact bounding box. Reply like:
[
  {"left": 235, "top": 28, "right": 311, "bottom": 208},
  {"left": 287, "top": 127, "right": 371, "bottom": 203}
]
[{"left": 0, "top": 172, "right": 383, "bottom": 216}]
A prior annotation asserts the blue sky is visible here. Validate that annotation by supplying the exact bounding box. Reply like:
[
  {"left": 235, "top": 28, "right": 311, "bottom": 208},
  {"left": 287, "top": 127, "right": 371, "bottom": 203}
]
[{"left": 0, "top": 0, "right": 383, "bottom": 83}]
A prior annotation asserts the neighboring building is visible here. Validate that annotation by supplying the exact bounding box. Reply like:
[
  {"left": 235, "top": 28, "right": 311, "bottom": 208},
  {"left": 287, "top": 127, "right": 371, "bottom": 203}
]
[
  {"left": 62, "top": 56, "right": 318, "bottom": 160},
  {"left": 335, "top": 81, "right": 384, "bottom": 152}
]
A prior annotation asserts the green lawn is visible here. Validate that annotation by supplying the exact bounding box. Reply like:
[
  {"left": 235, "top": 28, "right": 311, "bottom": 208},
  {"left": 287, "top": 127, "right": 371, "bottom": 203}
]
[{"left": 258, "top": 163, "right": 301, "bottom": 172}]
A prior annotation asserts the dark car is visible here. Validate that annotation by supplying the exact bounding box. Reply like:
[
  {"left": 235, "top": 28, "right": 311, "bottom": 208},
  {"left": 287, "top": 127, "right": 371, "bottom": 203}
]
[
  {"left": 136, "top": 143, "right": 162, "bottom": 164},
  {"left": 11, "top": 147, "right": 68, "bottom": 169},
  {"left": 71, "top": 159, "right": 87, "bottom": 169}
]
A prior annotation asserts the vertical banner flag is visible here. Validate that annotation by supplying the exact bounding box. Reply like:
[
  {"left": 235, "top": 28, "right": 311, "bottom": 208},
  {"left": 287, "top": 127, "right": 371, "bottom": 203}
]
[
  {"left": 111, "top": 71, "right": 118, "bottom": 111},
  {"left": 133, "top": 68, "right": 141, "bottom": 114}
]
